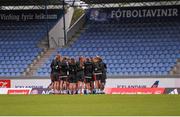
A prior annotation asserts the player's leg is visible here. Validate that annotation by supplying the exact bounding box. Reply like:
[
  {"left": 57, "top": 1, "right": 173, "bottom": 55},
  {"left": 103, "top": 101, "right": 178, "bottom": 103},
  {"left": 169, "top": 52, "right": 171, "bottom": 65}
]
[
  {"left": 75, "top": 79, "right": 78, "bottom": 94},
  {"left": 86, "top": 81, "right": 91, "bottom": 94},
  {"left": 95, "top": 75, "right": 101, "bottom": 94},
  {"left": 55, "top": 74, "right": 60, "bottom": 93},
  {"left": 49, "top": 74, "right": 54, "bottom": 89},
  {"left": 78, "top": 81, "right": 82, "bottom": 94},
  {"left": 94, "top": 75, "right": 99, "bottom": 94},
  {"left": 59, "top": 77, "right": 64, "bottom": 94},
  {"left": 100, "top": 75, "right": 106, "bottom": 94},
  {"left": 56, "top": 75, "right": 60, "bottom": 92},
  {"left": 73, "top": 82, "right": 76, "bottom": 94},
  {"left": 90, "top": 78, "right": 95, "bottom": 94},
  {"left": 68, "top": 83, "right": 73, "bottom": 94},
  {"left": 77, "top": 73, "right": 83, "bottom": 94},
  {"left": 52, "top": 73, "right": 58, "bottom": 93},
  {"left": 72, "top": 77, "right": 77, "bottom": 94},
  {"left": 51, "top": 74, "right": 56, "bottom": 93},
  {"left": 63, "top": 77, "right": 69, "bottom": 94},
  {"left": 98, "top": 75, "right": 102, "bottom": 94}
]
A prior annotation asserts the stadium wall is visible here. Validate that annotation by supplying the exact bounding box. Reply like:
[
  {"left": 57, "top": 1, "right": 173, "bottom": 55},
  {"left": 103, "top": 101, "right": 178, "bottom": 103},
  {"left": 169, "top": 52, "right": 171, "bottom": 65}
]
[
  {"left": 0, "top": 77, "right": 180, "bottom": 89},
  {"left": 49, "top": 7, "right": 74, "bottom": 48}
]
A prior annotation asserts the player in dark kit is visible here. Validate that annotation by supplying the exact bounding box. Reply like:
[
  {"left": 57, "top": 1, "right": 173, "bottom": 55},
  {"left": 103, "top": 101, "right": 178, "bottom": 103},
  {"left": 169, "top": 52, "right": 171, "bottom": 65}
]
[
  {"left": 84, "top": 58, "right": 94, "bottom": 94},
  {"left": 59, "top": 57, "right": 69, "bottom": 94},
  {"left": 68, "top": 58, "right": 77, "bottom": 94},
  {"left": 50, "top": 55, "right": 61, "bottom": 93},
  {"left": 98, "top": 57, "right": 107, "bottom": 93},
  {"left": 93, "top": 56, "right": 103, "bottom": 94},
  {"left": 49, "top": 55, "right": 107, "bottom": 95},
  {"left": 76, "top": 56, "right": 85, "bottom": 94}
]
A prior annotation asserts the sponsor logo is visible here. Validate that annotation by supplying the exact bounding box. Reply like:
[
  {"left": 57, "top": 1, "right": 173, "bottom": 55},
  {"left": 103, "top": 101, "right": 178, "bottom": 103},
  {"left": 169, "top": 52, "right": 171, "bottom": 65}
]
[
  {"left": 116, "top": 80, "right": 159, "bottom": 88},
  {"left": 0, "top": 9, "right": 61, "bottom": 22},
  {"left": 42, "top": 89, "right": 54, "bottom": 94},
  {"left": 31, "top": 88, "right": 54, "bottom": 94},
  {"left": 90, "top": 6, "right": 180, "bottom": 22},
  {"left": 11, "top": 79, "right": 50, "bottom": 88},
  {"left": 151, "top": 81, "right": 159, "bottom": 88},
  {"left": 7, "top": 89, "right": 30, "bottom": 94},
  {"left": 15, "top": 86, "right": 43, "bottom": 88},
  {"left": 117, "top": 85, "right": 146, "bottom": 88},
  {"left": 111, "top": 8, "right": 178, "bottom": 18},
  {"left": 165, "top": 88, "right": 180, "bottom": 94},
  {"left": 90, "top": 10, "right": 99, "bottom": 20},
  {"left": 105, "top": 88, "right": 165, "bottom": 94},
  {"left": 0, "top": 80, "right": 11, "bottom": 88},
  {"left": 169, "top": 89, "right": 179, "bottom": 94}
]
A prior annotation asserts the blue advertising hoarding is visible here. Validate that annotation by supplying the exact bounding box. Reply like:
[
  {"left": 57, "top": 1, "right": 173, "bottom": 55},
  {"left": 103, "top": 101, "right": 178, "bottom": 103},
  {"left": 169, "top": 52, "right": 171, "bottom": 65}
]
[{"left": 88, "top": 5, "right": 180, "bottom": 21}]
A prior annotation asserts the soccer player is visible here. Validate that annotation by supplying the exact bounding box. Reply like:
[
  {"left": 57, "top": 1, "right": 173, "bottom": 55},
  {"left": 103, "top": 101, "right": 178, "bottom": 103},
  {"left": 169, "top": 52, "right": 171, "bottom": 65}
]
[
  {"left": 84, "top": 58, "right": 94, "bottom": 94},
  {"left": 68, "top": 58, "right": 77, "bottom": 94},
  {"left": 76, "top": 56, "right": 85, "bottom": 94},
  {"left": 93, "top": 56, "right": 103, "bottom": 94},
  {"left": 59, "top": 57, "right": 69, "bottom": 94},
  {"left": 98, "top": 56, "right": 107, "bottom": 94},
  {"left": 50, "top": 54, "right": 61, "bottom": 93}
]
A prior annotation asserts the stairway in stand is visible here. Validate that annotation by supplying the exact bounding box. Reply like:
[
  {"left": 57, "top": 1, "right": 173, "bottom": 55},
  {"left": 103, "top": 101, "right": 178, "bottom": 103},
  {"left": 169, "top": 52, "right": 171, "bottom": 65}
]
[{"left": 24, "top": 48, "right": 56, "bottom": 76}]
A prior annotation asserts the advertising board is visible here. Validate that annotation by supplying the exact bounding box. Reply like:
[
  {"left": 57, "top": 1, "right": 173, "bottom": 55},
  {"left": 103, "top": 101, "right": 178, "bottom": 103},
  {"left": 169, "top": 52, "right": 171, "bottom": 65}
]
[
  {"left": 106, "top": 78, "right": 180, "bottom": 88},
  {"left": 104, "top": 88, "right": 165, "bottom": 94},
  {"left": 11, "top": 79, "right": 51, "bottom": 88},
  {"left": 0, "top": 80, "right": 11, "bottom": 88},
  {"left": 0, "top": 88, "right": 31, "bottom": 94}
]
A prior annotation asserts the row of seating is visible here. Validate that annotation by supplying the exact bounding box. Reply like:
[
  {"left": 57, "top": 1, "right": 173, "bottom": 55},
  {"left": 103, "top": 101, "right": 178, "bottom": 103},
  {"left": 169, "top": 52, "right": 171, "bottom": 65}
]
[
  {"left": 36, "top": 18, "right": 180, "bottom": 76},
  {"left": 0, "top": 20, "right": 57, "bottom": 76},
  {"left": 0, "top": 68, "right": 26, "bottom": 72},
  {"left": 0, "top": 72, "right": 22, "bottom": 76}
]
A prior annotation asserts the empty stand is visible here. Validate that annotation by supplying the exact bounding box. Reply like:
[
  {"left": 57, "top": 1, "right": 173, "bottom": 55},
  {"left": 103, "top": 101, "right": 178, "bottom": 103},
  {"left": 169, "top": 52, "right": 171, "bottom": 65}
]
[
  {"left": 0, "top": 21, "right": 56, "bottom": 76},
  {"left": 37, "top": 18, "right": 180, "bottom": 76}
]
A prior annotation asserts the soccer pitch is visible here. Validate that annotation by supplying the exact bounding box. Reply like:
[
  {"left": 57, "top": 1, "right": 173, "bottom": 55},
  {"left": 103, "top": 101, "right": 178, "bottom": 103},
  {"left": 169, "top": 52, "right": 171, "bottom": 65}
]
[{"left": 0, "top": 95, "right": 179, "bottom": 116}]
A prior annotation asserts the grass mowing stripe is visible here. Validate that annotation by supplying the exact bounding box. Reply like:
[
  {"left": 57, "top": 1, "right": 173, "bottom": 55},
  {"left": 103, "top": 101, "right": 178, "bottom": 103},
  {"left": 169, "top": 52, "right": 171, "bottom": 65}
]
[{"left": 0, "top": 95, "right": 179, "bottom": 116}]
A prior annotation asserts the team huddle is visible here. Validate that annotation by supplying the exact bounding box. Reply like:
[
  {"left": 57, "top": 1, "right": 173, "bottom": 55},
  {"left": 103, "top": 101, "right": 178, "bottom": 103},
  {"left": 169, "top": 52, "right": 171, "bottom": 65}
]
[{"left": 49, "top": 54, "right": 107, "bottom": 94}]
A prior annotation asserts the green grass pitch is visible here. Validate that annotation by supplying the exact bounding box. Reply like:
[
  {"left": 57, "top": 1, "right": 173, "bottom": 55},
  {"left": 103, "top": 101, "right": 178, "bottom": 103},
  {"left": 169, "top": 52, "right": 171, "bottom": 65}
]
[{"left": 0, "top": 95, "right": 180, "bottom": 116}]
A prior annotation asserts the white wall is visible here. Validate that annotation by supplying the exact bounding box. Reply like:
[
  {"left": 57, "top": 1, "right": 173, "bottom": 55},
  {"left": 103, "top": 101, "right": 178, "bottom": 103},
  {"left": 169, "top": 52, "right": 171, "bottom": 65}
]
[{"left": 49, "top": 7, "right": 74, "bottom": 48}]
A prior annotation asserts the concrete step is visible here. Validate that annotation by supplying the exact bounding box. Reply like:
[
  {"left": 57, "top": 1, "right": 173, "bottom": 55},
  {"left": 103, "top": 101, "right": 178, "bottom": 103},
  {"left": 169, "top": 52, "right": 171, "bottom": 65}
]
[
  {"left": 25, "top": 48, "right": 56, "bottom": 76},
  {"left": 170, "top": 58, "right": 180, "bottom": 75},
  {"left": 38, "top": 38, "right": 49, "bottom": 48},
  {"left": 39, "top": 58, "right": 49, "bottom": 61},
  {"left": 175, "top": 63, "right": 180, "bottom": 69}
]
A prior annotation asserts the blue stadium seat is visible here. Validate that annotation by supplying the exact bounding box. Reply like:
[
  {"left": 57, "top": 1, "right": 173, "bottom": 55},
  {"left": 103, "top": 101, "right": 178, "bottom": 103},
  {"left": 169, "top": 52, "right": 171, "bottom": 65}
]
[
  {"left": 0, "top": 16, "right": 61, "bottom": 76},
  {"left": 36, "top": 18, "right": 180, "bottom": 76}
]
